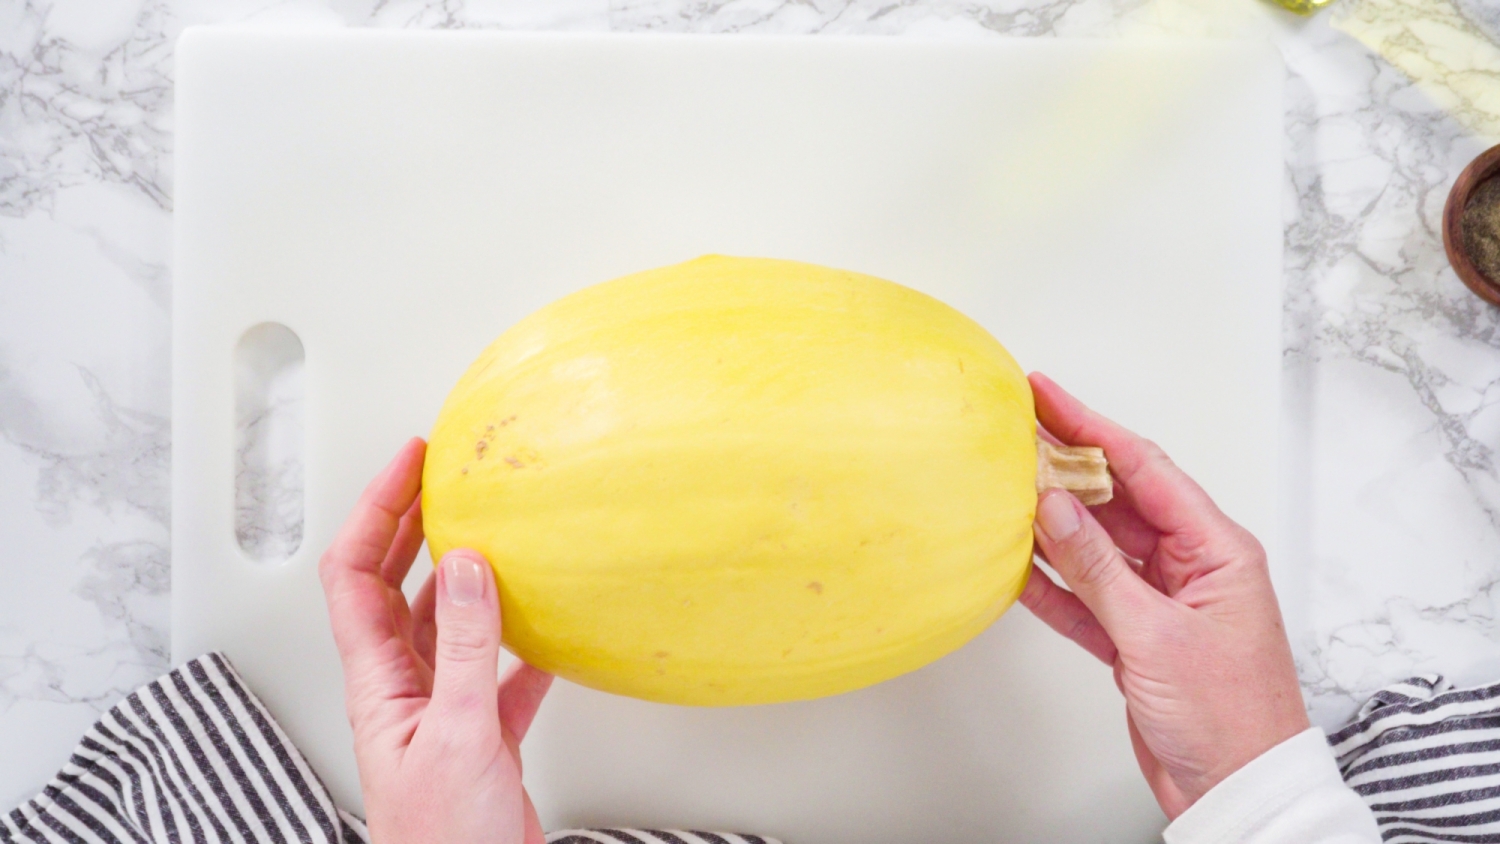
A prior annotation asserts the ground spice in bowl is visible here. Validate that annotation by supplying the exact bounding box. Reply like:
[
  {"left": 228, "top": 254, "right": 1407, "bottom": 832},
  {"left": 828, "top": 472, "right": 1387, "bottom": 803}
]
[
  {"left": 1464, "top": 177, "right": 1500, "bottom": 285},
  {"left": 1444, "top": 144, "right": 1500, "bottom": 306}
]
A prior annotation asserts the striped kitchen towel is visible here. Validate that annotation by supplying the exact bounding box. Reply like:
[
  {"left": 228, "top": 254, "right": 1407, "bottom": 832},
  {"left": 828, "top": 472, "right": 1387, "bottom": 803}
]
[
  {"left": 1330, "top": 674, "right": 1500, "bottom": 843},
  {"left": 1, "top": 653, "right": 778, "bottom": 844}
]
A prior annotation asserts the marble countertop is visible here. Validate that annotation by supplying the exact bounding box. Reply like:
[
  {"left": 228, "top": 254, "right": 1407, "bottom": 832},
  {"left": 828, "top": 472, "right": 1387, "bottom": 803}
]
[{"left": 3, "top": 0, "right": 1500, "bottom": 814}]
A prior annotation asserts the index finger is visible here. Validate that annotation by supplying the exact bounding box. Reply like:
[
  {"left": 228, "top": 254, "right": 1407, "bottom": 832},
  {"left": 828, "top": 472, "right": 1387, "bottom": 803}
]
[
  {"left": 1018, "top": 562, "right": 1118, "bottom": 664},
  {"left": 498, "top": 661, "right": 554, "bottom": 743},
  {"left": 319, "top": 437, "right": 427, "bottom": 666},
  {"left": 1029, "top": 372, "right": 1225, "bottom": 537}
]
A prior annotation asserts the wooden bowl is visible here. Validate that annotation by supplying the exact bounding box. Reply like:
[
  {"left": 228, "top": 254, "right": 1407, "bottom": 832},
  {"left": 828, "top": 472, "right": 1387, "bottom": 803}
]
[{"left": 1444, "top": 143, "right": 1500, "bottom": 307}]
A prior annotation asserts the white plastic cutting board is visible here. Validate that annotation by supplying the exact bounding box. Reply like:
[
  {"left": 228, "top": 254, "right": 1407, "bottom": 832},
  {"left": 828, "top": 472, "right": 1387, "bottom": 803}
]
[{"left": 173, "top": 31, "right": 1282, "bottom": 844}]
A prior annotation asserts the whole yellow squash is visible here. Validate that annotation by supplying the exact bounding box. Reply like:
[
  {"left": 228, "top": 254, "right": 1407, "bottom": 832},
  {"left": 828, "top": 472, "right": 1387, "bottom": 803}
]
[{"left": 423, "top": 255, "right": 1040, "bottom": 706}]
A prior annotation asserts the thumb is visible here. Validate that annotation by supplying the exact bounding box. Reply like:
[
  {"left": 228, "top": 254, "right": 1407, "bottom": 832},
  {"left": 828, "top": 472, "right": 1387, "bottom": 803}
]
[
  {"left": 1033, "top": 489, "right": 1165, "bottom": 646},
  {"left": 429, "top": 549, "right": 503, "bottom": 726}
]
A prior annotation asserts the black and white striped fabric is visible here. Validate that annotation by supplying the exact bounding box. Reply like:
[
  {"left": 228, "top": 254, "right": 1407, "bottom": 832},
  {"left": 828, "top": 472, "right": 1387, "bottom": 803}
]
[
  {"left": 1330, "top": 674, "right": 1500, "bottom": 843},
  {"left": 1, "top": 653, "right": 779, "bottom": 844},
  {"left": 1, "top": 653, "right": 368, "bottom": 844}
]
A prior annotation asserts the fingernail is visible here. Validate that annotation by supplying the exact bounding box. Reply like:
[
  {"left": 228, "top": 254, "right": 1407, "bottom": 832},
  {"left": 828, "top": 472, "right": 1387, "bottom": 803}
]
[
  {"left": 443, "top": 552, "right": 487, "bottom": 606},
  {"left": 1036, "top": 492, "right": 1081, "bottom": 542}
]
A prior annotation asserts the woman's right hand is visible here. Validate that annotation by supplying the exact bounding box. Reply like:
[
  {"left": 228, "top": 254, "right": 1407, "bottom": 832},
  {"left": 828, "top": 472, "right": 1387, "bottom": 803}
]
[{"left": 1020, "top": 373, "right": 1309, "bottom": 820}]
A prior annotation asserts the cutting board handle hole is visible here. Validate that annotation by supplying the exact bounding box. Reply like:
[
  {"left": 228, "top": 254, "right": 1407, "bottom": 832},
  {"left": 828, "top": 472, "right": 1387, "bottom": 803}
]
[{"left": 234, "top": 322, "right": 305, "bottom": 565}]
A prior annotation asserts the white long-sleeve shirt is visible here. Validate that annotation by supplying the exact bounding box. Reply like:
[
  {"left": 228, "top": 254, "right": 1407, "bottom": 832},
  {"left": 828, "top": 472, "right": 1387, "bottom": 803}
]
[{"left": 1164, "top": 727, "right": 1382, "bottom": 844}]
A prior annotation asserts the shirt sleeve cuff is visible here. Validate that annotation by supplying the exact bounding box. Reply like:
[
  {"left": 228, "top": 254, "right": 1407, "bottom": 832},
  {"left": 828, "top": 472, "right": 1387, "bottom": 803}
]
[{"left": 1163, "top": 727, "right": 1380, "bottom": 844}]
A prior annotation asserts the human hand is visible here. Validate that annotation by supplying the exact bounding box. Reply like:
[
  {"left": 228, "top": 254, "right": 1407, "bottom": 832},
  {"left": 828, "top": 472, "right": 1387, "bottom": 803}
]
[
  {"left": 319, "top": 437, "right": 554, "bottom": 844},
  {"left": 1019, "top": 374, "right": 1308, "bottom": 820}
]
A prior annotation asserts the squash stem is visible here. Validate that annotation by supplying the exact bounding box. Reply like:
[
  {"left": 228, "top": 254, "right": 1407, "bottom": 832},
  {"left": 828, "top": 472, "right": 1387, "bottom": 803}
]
[{"left": 1036, "top": 440, "right": 1113, "bottom": 506}]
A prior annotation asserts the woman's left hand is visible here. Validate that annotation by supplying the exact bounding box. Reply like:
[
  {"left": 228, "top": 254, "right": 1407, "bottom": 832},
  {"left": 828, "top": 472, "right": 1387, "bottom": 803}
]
[{"left": 319, "top": 437, "right": 554, "bottom": 844}]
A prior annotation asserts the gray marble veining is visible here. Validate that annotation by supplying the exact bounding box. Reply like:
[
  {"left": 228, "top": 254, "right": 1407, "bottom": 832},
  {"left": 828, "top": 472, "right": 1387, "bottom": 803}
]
[
  {"left": 3, "top": 0, "right": 1499, "bottom": 811},
  {"left": 234, "top": 323, "right": 306, "bottom": 563}
]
